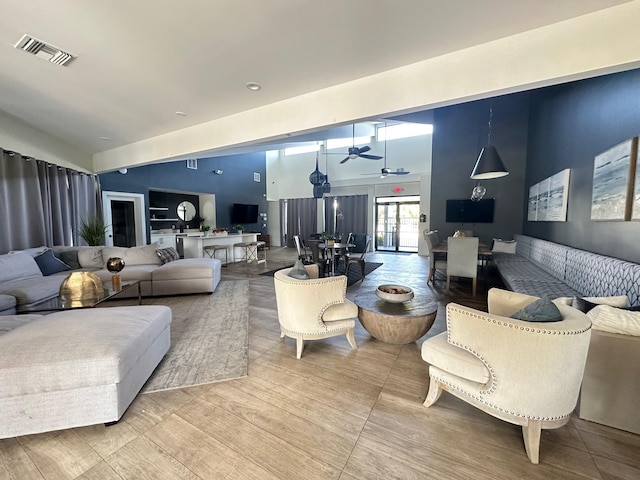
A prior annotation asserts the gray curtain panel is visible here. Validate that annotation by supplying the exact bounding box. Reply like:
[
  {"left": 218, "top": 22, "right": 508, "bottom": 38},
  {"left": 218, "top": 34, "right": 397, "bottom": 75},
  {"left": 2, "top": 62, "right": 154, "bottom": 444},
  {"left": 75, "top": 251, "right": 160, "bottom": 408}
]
[
  {"left": 0, "top": 149, "right": 102, "bottom": 253},
  {"left": 324, "top": 194, "right": 368, "bottom": 239},
  {"left": 281, "top": 198, "right": 317, "bottom": 248}
]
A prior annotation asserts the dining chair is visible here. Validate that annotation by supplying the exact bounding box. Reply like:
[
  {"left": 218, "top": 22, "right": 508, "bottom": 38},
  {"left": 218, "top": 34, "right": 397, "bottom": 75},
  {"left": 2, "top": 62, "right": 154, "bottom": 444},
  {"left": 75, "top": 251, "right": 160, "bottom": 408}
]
[
  {"left": 425, "top": 231, "right": 446, "bottom": 284},
  {"left": 344, "top": 238, "right": 371, "bottom": 282},
  {"left": 446, "top": 236, "right": 479, "bottom": 296},
  {"left": 293, "top": 235, "right": 313, "bottom": 263}
]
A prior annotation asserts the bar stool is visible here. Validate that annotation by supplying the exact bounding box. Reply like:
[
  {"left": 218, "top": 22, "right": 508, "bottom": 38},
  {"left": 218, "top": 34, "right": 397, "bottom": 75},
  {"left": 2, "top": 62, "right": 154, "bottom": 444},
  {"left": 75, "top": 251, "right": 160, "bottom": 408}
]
[
  {"left": 255, "top": 240, "right": 267, "bottom": 264},
  {"left": 203, "top": 244, "right": 228, "bottom": 266},
  {"left": 233, "top": 241, "right": 257, "bottom": 263}
]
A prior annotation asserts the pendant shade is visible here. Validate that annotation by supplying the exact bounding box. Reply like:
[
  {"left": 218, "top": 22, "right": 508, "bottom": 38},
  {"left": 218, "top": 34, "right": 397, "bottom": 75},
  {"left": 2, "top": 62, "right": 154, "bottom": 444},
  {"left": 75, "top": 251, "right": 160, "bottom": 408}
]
[{"left": 470, "top": 145, "right": 509, "bottom": 179}]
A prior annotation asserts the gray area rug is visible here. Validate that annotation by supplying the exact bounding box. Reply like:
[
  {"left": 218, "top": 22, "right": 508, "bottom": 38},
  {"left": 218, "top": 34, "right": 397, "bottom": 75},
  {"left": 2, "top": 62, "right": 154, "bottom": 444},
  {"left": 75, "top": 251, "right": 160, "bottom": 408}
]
[{"left": 141, "top": 280, "right": 249, "bottom": 393}]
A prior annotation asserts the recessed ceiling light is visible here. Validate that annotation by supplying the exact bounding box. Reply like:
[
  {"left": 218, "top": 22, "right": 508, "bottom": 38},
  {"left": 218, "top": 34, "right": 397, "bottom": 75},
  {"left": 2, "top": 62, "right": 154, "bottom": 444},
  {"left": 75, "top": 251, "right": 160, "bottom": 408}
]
[
  {"left": 246, "top": 82, "right": 261, "bottom": 91},
  {"left": 175, "top": 111, "right": 187, "bottom": 117}
]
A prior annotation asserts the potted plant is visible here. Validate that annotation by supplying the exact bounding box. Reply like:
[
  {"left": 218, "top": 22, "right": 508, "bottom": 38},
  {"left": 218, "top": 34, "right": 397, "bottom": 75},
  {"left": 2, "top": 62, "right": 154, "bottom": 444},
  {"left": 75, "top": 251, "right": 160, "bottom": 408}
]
[
  {"left": 322, "top": 232, "right": 335, "bottom": 247},
  {"left": 202, "top": 225, "right": 211, "bottom": 236},
  {"left": 233, "top": 224, "right": 244, "bottom": 234},
  {"left": 78, "top": 215, "right": 107, "bottom": 246}
]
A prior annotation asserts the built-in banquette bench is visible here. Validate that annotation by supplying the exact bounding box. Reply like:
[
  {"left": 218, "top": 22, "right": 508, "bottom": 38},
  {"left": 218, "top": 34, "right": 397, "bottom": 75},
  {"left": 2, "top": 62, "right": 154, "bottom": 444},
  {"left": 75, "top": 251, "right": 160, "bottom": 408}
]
[
  {"left": 492, "top": 234, "right": 640, "bottom": 435},
  {"left": 492, "top": 234, "right": 640, "bottom": 306}
]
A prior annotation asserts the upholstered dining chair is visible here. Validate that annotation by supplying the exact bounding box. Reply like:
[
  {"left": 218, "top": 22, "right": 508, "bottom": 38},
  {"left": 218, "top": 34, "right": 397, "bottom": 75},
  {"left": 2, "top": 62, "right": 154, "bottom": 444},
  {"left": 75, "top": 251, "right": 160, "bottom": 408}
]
[
  {"left": 274, "top": 263, "right": 358, "bottom": 359},
  {"left": 425, "top": 231, "right": 446, "bottom": 284},
  {"left": 421, "top": 288, "right": 592, "bottom": 464},
  {"left": 446, "top": 236, "right": 479, "bottom": 296},
  {"left": 343, "top": 238, "right": 370, "bottom": 282}
]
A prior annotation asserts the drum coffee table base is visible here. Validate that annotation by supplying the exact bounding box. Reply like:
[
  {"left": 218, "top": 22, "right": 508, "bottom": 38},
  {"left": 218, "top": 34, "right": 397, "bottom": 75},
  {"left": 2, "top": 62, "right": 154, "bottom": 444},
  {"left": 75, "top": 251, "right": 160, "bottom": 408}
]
[{"left": 354, "top": 291, "right": 437, "bottom": 344}]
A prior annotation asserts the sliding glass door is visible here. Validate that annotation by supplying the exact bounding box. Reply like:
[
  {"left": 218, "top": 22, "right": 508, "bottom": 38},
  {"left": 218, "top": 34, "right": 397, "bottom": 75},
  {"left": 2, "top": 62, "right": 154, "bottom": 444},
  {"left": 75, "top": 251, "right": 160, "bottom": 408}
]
[{"left": 375, "top": 196, "right": 420, "bottom": 252}]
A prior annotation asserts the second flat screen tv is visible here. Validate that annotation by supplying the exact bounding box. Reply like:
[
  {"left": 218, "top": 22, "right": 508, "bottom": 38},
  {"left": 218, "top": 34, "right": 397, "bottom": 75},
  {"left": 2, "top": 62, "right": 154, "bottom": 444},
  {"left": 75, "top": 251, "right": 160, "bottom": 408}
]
[
  {"left": 231, "top": 203, "right": 259, "bottom": 224},
  {"left": 446, "top": 198, "right": 495, "bottom": 223}
]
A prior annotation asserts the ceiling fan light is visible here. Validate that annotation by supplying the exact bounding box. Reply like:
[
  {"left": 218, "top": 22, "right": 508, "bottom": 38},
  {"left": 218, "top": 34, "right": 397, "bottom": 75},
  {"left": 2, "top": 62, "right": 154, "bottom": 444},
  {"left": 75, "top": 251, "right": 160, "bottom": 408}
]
[{"left": 470, "top": 145, "right": 509, "bottom": 179}]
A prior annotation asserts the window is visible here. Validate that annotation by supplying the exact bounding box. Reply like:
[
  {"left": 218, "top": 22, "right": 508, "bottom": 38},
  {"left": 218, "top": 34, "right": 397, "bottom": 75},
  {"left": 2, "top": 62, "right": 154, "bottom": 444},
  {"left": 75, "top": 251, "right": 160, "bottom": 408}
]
[{"left": 377, "top": 123, "right": 433, "bottom": 141}]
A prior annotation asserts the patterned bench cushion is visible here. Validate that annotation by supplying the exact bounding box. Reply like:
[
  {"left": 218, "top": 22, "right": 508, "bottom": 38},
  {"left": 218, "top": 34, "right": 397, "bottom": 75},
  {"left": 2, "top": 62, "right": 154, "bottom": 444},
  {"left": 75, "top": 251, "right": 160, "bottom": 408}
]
[{"left": 528, "top": 238, "right": 570, "bottom": 282}]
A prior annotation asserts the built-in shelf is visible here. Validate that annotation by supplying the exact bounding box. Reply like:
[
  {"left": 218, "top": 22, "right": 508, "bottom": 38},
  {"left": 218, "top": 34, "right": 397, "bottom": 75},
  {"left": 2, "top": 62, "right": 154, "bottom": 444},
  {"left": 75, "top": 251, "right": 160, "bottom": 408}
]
[
  {"left": 149, "top": 207, "right": 169, "bottom": 211},
  {"left": 150, "top": 218, "right": 180, "bottom": 221}
]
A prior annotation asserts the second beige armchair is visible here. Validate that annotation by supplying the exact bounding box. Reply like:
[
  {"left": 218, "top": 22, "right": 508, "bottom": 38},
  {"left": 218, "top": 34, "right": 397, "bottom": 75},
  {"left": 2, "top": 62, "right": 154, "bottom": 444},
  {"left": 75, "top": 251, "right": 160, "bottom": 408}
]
[{"left": 274, "top": 264, "right": 358, "bottom": 359}]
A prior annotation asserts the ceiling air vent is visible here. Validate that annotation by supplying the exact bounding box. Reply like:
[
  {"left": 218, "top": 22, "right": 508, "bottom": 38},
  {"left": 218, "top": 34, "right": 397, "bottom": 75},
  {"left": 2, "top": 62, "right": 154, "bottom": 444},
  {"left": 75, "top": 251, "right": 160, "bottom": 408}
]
[{"left": 14, "top": 34, "right": 75, "bottom": 66}]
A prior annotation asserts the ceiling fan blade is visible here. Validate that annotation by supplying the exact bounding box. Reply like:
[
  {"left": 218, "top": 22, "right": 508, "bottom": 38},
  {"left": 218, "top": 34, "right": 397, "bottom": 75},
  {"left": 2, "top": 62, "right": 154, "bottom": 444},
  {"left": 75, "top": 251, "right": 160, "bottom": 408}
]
[
  {"left": 359, "top": 154, "right": 383, "bottom": 160},
  {"left": 390, "top": 171, "right": 410, "bottom": 175},
  {"left": 358, "top": 145, "right": 371, "bottom": 154},
  {"left": 339, "top": 156, "right": 350, "bottom": 164}
]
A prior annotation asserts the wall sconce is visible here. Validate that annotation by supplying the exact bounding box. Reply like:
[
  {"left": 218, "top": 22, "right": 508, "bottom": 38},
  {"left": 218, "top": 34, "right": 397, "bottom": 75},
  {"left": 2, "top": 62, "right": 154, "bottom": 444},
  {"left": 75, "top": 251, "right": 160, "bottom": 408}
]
[
  {"left": 212, "top": 169, "right": 223, "bottom": 175},
  {"left": 470, "top": 103, "right": 509, "bottom": 180}
]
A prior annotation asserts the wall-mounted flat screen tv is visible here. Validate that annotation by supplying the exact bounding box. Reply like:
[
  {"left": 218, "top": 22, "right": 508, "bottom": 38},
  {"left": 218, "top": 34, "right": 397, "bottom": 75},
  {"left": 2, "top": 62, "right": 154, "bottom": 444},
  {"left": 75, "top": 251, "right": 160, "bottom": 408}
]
[
  {"left": 446, "top": 198, "right": 495, "bottom": 223},
  {"left": 231, "top": 203, "right": 259, "bottom": 224}
]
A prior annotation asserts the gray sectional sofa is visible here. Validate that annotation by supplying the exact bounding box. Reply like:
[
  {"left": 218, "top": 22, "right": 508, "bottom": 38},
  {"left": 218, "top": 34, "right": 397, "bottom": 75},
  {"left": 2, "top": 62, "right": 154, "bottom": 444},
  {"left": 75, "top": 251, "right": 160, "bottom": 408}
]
[
  {"left": 0, "top": 243, "right": 222, "bottom": 314},
  {"left": 492, "top": 234, "right": 640, "bottom": 435}
]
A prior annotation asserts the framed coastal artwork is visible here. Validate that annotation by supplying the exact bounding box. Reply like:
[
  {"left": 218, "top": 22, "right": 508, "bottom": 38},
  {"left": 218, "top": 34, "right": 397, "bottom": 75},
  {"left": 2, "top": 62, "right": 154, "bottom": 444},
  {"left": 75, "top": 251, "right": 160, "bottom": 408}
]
[
  {"left": 527, "top": 169, "right": 570, "bottom": 222},
  {"left": 631, "top": 138, "right": 640, "bottom": 220},
  {"left": 591, "top": 138, "right": 638, "bottom": 221}
]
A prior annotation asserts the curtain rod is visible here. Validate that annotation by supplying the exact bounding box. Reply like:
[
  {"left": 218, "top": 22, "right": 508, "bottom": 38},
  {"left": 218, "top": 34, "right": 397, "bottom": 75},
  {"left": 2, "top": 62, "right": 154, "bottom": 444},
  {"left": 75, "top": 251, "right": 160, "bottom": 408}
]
[{"left": 2, "top": 148, "right": 97, "bottom": 177}]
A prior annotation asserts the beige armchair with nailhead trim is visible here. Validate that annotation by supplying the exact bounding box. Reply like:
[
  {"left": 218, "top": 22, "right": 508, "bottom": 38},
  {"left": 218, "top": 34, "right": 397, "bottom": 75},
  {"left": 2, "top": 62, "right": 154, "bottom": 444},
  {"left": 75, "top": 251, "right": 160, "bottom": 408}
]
[
  {"left": 274, "top": 264, "right": 357, "bottom": 359},
  {"left": 421, "top": 288, "right": 592, "bottom": 464}
]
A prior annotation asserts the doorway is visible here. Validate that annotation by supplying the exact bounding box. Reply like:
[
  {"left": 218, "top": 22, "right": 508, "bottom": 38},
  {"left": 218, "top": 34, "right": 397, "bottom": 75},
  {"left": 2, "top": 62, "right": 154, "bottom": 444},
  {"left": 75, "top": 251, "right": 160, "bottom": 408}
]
[
  {"left": 102, "top": 191, "right": 147, "bottom": 247},
  {"left": 375, "top": 195, "right": 420, "bottom": 252}
]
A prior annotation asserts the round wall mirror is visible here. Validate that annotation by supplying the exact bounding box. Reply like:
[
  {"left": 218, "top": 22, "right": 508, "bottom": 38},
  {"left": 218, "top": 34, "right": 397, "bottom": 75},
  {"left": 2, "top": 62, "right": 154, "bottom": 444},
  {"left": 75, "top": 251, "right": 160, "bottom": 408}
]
[{"left": 177, "top": 201, "right": 196, "bottom": 221}]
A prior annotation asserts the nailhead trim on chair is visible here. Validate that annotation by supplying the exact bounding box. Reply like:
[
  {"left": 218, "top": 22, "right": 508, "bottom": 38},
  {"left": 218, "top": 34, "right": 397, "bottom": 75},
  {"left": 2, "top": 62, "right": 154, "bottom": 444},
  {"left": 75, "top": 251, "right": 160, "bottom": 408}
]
[{"left": 431, "top": 374, "right": 571, "bottom": 422}]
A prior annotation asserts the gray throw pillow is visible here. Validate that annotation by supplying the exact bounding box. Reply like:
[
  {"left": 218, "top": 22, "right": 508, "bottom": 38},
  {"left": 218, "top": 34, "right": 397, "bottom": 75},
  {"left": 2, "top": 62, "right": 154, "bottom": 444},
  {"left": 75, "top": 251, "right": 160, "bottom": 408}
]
[
  {"left": 287, "top": 259, "right": 310, "bottom": 280},
  {"left": 511, "top": 296, "right": 563, "bottom": 322}
]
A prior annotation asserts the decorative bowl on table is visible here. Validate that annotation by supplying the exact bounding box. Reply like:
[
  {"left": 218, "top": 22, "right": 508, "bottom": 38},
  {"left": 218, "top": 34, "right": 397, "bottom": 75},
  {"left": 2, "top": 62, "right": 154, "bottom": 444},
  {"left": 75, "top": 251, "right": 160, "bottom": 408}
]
[{"left": 375, "top": 284, "right": 414, "bottom": 303}]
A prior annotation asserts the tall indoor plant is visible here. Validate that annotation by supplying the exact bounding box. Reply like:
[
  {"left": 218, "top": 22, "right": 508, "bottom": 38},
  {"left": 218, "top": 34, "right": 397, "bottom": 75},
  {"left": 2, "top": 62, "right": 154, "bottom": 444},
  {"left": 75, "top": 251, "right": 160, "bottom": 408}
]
[{"left": 78, "top": 215, "right": 107, "bottom": 246}]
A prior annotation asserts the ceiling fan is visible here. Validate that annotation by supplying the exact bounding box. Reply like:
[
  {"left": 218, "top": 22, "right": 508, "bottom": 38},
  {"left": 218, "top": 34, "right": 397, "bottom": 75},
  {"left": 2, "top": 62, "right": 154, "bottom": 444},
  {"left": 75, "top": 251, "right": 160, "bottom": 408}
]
[
  {"left": 361, "top": 123, "right": 411, "bottom": 177},
  {"left": 332, "top": 124, "right": 383, "bottom": 164}
]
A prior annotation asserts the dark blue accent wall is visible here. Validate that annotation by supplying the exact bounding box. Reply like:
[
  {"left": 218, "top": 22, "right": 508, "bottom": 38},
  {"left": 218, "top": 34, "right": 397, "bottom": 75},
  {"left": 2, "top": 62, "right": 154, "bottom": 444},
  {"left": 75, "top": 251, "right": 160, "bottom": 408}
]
[
  {"left": 430, "top": 93, "right": 530, "bottom": 245},
  {"left": 525, "top": 69, "right": 640, "bottom": 262},
  {"left": 99, "top": 152, "right": 267, "bottom": 239}
]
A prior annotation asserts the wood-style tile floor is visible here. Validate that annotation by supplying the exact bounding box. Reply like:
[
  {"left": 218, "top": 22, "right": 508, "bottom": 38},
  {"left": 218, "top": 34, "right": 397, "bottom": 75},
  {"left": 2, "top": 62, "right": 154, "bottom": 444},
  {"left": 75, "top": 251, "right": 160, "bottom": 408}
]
[{"left": 1, "top": 248, "right": 638, "bottom": 479}]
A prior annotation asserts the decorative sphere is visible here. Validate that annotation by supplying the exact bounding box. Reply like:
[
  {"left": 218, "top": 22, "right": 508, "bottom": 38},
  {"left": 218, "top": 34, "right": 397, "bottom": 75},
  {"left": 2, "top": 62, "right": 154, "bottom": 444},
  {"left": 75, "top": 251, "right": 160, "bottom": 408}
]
[{"left": 106, "top": 257, "right": 125, "bottom": 273}]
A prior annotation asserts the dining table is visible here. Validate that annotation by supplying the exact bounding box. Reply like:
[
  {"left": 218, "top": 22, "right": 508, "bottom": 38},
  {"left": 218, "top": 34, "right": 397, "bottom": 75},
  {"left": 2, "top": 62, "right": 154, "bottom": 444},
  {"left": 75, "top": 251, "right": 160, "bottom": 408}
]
[
  {"left": 318, "top": 242, "right": 356, "bottom": 276},
  {"left": 430, "top": 241, "right": 493, "bottom": 284}
]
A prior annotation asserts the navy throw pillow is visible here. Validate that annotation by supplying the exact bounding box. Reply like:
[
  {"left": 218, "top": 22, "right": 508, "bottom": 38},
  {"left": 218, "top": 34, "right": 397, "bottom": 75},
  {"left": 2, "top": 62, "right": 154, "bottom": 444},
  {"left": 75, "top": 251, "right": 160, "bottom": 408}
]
[
  {"left": 34, "top": 249, "right": 71, "bottom": 276},
  {"left": 511, "top": 296, "right": 563, "bottom": 322}
]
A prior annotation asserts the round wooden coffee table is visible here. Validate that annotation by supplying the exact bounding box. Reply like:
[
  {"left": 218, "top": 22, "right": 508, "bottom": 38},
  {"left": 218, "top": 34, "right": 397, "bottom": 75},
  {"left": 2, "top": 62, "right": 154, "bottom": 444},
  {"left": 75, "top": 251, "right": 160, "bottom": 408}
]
[{"left": 353, "top": 290, "right": 438, "bottom": 344}]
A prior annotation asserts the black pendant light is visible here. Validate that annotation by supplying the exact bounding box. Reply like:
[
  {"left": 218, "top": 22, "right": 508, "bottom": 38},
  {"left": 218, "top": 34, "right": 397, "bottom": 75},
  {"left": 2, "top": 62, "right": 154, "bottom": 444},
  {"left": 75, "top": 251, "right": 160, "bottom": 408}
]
[{"left": 470, "top": 103, "right": 509, "bottom": 180}]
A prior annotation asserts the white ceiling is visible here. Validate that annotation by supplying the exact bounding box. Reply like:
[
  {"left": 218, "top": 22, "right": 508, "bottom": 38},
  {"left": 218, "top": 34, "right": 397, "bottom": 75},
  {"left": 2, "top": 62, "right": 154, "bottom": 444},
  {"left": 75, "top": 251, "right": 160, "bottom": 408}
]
[{"left": 0, "top": 0, "right": 636, "bottom": 171}]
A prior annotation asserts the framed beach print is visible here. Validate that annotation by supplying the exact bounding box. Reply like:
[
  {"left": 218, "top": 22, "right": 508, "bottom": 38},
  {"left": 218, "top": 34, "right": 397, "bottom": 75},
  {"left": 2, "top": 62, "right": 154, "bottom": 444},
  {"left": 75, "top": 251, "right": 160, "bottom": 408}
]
[
  {"left": 591, "top": 139, "right": 636, "bottom": 221},
  {"left": 527, "top": 184, "right": 538, "bottom": 221},
  {"left": 631, "top": 137, "right": 640, "bottom": 220},
  {"left": 546, "top": 169, "right": 570, "bottom": 221}
]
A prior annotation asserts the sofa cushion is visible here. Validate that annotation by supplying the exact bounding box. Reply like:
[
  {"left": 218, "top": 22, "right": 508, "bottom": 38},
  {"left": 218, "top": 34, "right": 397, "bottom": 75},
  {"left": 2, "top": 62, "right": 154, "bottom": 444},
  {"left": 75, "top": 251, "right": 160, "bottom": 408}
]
[
  {"left": 34, "top": 249, "right": 71, "bottom": 276},
  {"left": 587, "top": 305, "right": 640, "bottom": 336},
  {"left": 422, "top": 332, "right": 490, "bottom": 384},
  {"left": 77, "top": 247, "right": 105, "bottom": 268},
  {"left": 9, "top": 246, "right": 48, "bottom": 257},
  {"left": 92, "top": 265, "right": 155, "bottom": 283},
  {"left": 102, "top": 243, "right": 161, "bottom": 266},
  {"left": 510, "top": 296, "right": 563, "bottom": 322},
  {"left": 0, "top": 315, "right": 42, "bottom": 335},
  {"left": 0, "top": 276, "right": 64, "bottom": 308},
  {"left": 571, "top": 295, "right": 629, "bottom": 313},
  {"left": 0, "top": 252, "right": 43, "bottom": 283},
  {"left": 322, "top": 298, "right": 358, "bottom": 322},
  {"left": 152, "top": 258, "right": 217, "bottom": 281},
  {"left": 0, "top": 294, "right": 17, "bottom": 313}
]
